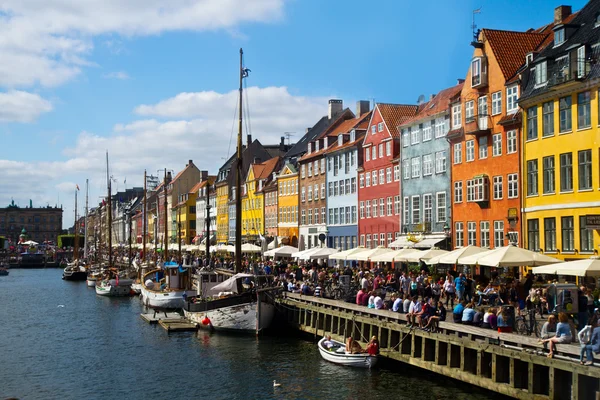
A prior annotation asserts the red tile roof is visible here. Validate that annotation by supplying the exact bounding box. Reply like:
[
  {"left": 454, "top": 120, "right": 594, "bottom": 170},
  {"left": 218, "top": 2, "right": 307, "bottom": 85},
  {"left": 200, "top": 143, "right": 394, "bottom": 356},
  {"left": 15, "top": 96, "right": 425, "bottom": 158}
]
[
  {"left": 483, "top": 29, "right": 548, "bottom": 80},
  {"left": 399, "top": 82, "right": 464, "bottom": 127},
  {"left": 376, "top": 103, "right": 419, "bottom": 138},
  {"left": 255, "top": 156, "right": 281, "bottom": 180}
]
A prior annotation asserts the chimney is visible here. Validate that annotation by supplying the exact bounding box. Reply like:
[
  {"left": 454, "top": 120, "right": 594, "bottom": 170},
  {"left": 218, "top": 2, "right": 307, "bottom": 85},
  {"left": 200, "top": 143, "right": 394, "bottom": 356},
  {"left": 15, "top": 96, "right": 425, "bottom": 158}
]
[
  {"left": 253, "top": 157, "right": 261, "bottom": 164},
  {"left": 554, "top": 5, "right": 572, "bottom": 25},
  {"left": 328, "top": 99, "right": 343, "bottom": 119},
  {"left": 188, "top": 159, "right": 193, "bottom": 166},
  {"left": 430, "top": 94, "right": 435, "bottom": 101},
  {"left": 306, "top": 127, "right": 311, "bottom": 133},
  {"left": 356, "top": 100, "right": 370, "bottom": 116},
  {"left": 457, "top": 78, "right": 465, "bottom": 85},
  {"left": 166, "top": 172, "right": 172, "bottom": 183},
  {"left": 199, "top": 170, "right": 208, "bottom": 181},
  {"left": 280, "top": 136, "right": 285, "bottom": 151},
  {"left": 247, "top": 134, "right": 252, "bottom": 146}
]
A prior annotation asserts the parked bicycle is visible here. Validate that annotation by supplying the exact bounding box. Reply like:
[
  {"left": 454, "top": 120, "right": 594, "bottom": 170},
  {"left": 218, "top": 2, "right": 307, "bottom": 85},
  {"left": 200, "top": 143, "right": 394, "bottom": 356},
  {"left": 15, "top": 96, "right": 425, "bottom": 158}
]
[{"left": 515, "top": 309, "right": 541, "bottom": 337}]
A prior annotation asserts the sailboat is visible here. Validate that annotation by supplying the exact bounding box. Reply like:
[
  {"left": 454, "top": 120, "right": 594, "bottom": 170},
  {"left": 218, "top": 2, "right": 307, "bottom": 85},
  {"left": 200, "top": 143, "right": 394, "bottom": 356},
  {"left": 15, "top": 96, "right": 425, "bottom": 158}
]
[
  {"left": 140, "top": 169, "right": 195, "bottom": 308},
  {"left": 183, "top": 49, "right": 276, "bottom": 333},
  {"left": 95, "top": 152, "right": 133, "bottom": 296},
  {"left": 63, "top": 186, "right": 87, "bottom": 281}
]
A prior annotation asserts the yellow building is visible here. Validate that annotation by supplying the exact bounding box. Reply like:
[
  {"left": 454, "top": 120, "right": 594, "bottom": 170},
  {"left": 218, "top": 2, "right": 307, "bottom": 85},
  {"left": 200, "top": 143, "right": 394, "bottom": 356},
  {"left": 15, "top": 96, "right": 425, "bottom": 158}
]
[
  {"left": 276, "top": 163, "right": 299, "bottom": 247},
  {"left": 216, "top": 182, "right": 229, "bottom": 244},
  {"left": 242, "top": 157, "right": 281, "bottom": 242},
  {"left": 520, "top": 10, "right": 600, "bottom": 260},
  {"left": 174, "top": 191, "right": 197, "bottom": 245}
]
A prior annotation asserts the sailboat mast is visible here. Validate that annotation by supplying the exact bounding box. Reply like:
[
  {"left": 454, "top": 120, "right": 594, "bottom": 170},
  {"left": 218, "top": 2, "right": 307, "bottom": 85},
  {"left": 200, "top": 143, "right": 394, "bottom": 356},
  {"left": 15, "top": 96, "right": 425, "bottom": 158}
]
[
  {"left": 84, "top": 179, "right": 88, "bottom": 260},
  {"left": 163, "top": 168, "right": 168, "bottom": 263},
  {"left": 74, "top": 189, "right": 78, "bottom": 261},
  {"left": 235, "top": 48, "right": 243, "bottom": 274},
  {"left": 143, "top": 170, "right": 147, "bottom": 263},
  {"left": 107, "top": 152, "right": 113, "bottom": 266}
]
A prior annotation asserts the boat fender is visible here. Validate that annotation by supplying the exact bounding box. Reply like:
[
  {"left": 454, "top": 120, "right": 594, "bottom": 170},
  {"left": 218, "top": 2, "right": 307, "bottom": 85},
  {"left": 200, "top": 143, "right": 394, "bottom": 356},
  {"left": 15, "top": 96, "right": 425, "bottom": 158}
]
[{"left": 201, "top": 316, "right": 211, "bottom": 326}]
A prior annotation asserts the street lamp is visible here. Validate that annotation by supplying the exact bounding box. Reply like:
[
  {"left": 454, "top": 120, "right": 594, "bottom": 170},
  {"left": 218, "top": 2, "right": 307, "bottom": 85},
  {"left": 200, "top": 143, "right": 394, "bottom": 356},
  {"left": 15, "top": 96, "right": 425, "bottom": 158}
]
[{"left": 443, "top": 222, "right": 451, "bottom": 251}]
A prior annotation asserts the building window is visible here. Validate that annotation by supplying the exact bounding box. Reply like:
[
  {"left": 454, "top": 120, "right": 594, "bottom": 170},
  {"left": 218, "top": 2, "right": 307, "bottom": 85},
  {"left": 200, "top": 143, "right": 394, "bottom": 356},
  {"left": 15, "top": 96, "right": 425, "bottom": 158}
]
[
  {"left": 467, "top": 176, "right": 489, "bottom": 202},
  {"left": 455, "top": 222, "right": 464, "bottom": 247},
  {"left": 365, "top": 200, "right": 371, "bottom": 218},
  {"left": 411, "top": 127, "right": 420, "bottom": 145},
  {"left": 466, "top": 140, "right": 475, "bottom": 161},
  {"left": 508, "top": 173, "right": 518, "bottom": 198},
  {"left": 403, "top": 159, "right": 410, "bottom": 180},
  {"left": 403, "top": 197, "right": 409, "bottom": 227},
  {"left": 480, "top": 221, "right": 490, "bottom": 248},
  {"left": 379, "top": 198, "right": 385, "bottom": 217},
  {"left": 351, "top": 177, "right": 356, "bottom": 193},
  {"left": 577, "top": 46, "right": 586, "bottom": 78},
  {"left": 423, "top": 194, "right": 432, "bottom": 223},
  {"left": 493, "top": 176, "right": 503, "bottom": 200},
  {"left": 300, "top": 165, "right": 305, "bottom": 178},
  {"left": 423, "top": 121, "right": 432, "bottom": 141},
  {"left": 544, "top": 217, "right": 556, "bottom": 252},
  {"left": 454, "top": 181, "right": 463, "bottom": 203},
  {"left": 386, "top": 167, "right": 392, "bottom": 183},
  {"left": 394, "top": 196, "right": 400, "bottom": 215},
  {"left": 321, "top": 183, "right": 326, "bottom": 199},
  {"left": 307, "top": 163, "right": 312, "bottom": 177},
  {"left": 527, "top": 219, "right": 539, "bottom": 251},
  {"left": 307, "top": 186, "right": 312, "bottom": 201},
  {"left": 423, "top": 154, "right": 433, "bottom": 176},
  {"left": 453, "top": 143, "right": 462, "bottom": 164},
  {"left": 360, "top": 235, "right": 365, "bottom": 247},
  {"left": 554, "top": 28, "right": 565, "bottom": 45},
  {"left": 301, "top": 210, "right": 305, "bottom": 225},
  {"left": 465, "top": 100, "right": 475, "bottom": 121},
  {"left": 559, "top": 96, "right": 572, "bottom": 133},
  {"left": 372, "top": 199, "right": 377, "bottom": 217},
  {"left": 394, "top": 165, "right": 400, "bottom": 181},
  {"left": 301, "top": 187, "right": 306, "bottom": 202},
  {"left": 437, "top": 192, "right": 446, "bottom": 222},
  {"left": 411, "top": 196, "right": 420, "bottom": 224},
  {"left": 534, "top": 61, "right": 547, "bottom": 85},
  {"left": 527, "top": 106, "right": 538, "bottom": 141},
  {"left": 435, "top": 151, "right": 447, "bottom": 173},
  {"left": 527, "top": 159, "right": 538, "bottom": 196},
  {"left": 471, "top": 57, "right": 482, "bottom": 87},
  {"left": 578, "top": 149, "right": 592, "bottom": 190},
  {"left": 492, "top": 91, "right": 502, "bottom": 115},
  {"left": 492, "top": 133, "right": 502, "bottom": 156},
  {"left": 379, "top": 144, "right": 384, "bottom": 159},
  {"left": 542, "top": 101, "right": 554, "bottom": 137},
  {"left": 378, "top": 122, "right": 384, "bottom": 132},
  {"left": 506, "top": 85, "right": 518, "bottom": 113},
  {"left": 365, "top": 148, "right": 370, "bottom": 161},
  {"left": 580, "top": 216, "right": 594, "bottom": 252},
  {"left": 478, "top": 136, "right": 488, "bottom": 159},
  {"left": 560, "top": 152, "right": 573, "bottom": 192},
  {"left": 467, "top": 222, "right": 476, "bottom": 245},
  {"left": 359, "top": 174, "right": 364, "bottom": 188},
  {"left": 478, "top": 96, "right": 488, "bottom": 129},
  {"left": 359, "top": 201, "right": 364, "bottom": 219},
  {"left": 379, "top": 169, "right": 385, "bottom": 186},
  {"left": 452, "top": 103, "right": 462, "bottom": 128},
  {"left": 351, "top": 206, "right": 356, "bottom": 223},
  {"left": 507, "top": 130, "right": 517, "bottom": 154},
  {"left": 386, "top": 141, "right": 392, "bottom": 156},
  {"left": 315, "top": 207, "right": 320, "bottom": 224},
  {"left": 366, "top": 234, "right": 371, "bottom": 249},
  {"left": 494, "top": 221, "right": 504, "bottom": 248},
  {"left": 561, "top": 216, "right": 574, "bottom": 252},
  {"left": 542, "top": 156, "right": 555, "bottom": 194},
  {"left": 371, "top": 125, "right": 376, "bottom": 134},
  {"left": 402, "top": 129, "right": 409, "bottom": 147},
  {"left": 372, "top": 171, "right": 377, "bottom": 186},
  {"left": 578, "top": 91, "right": 591, "bottom": 129},
  {"left": 411, "top": 157, "right": 421, "bottom": 178},
  {"left": 387, "top": 197, "right": 393, "bottom": 216}
]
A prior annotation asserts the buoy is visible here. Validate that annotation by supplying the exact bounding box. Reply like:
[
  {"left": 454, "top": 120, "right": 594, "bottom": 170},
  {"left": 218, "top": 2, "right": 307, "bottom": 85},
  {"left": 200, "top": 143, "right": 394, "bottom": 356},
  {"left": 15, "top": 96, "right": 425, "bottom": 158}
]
[{"left": 201, "top": 316, "right": 211, "bottom": 326}]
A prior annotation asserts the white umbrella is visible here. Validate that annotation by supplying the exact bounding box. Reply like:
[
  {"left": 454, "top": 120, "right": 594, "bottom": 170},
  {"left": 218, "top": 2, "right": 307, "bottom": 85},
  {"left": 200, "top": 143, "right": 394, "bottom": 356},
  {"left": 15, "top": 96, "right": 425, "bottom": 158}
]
[
  {"left": 290, "top": 247, "right": 320, "bottom": 259},
  {"left": 307, "top": 247, "right": 339, "bottom": 260},
  {"left": 531, "top": 264, "right": 561, "bottom": 275},
  {"left": 352, "top": 247, "right": 394, "bottom": 261},
  {"left": 406, "top": 249, "right": 448, "bottom": 263},
  {"left": 22, "top": 240, "right": 38, "bottom": 246},
  {"left": 240, "top": 243, "right": 262, "bottom": 253},
  {"left": 463, "top": 245, "right": 562, "bottom": 267},
  {"left": 370, "top": 248, "right": 420, "bottom": 263},
  {"left": 534, "top": 257, "right": 600, "bottom": 276},
  {"left": 264, "top": 245, "right": 299, "bottom": 257},
  {"left": 329, "top": 247, "right": 367, "bottom": 261},
  {"left": 425, "top": 245, "right": 486, "bottom": 265}
]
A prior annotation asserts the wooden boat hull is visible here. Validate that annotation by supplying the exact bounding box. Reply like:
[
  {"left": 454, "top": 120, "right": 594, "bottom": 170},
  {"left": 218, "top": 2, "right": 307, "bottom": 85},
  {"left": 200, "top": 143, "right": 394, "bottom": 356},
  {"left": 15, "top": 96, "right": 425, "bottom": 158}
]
[
  {"left": 183, "top": 296, "right": 274, "bottom": 333},
  {"left": 62, "top": 267, "right": 87, "bottom": 281},
  {"left": 317, "top": 337, "right": 378, "bottom": 368}
]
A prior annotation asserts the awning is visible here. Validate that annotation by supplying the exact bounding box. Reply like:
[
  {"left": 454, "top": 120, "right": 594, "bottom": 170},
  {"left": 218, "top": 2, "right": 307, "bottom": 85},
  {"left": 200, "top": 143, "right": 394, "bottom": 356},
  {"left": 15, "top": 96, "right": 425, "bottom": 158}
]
[
  {"left": 413, "top": 236, "right": 447, "bottom": 249},
  {"left": 389, "top": 237, "right": 415, "bottom": 249}
]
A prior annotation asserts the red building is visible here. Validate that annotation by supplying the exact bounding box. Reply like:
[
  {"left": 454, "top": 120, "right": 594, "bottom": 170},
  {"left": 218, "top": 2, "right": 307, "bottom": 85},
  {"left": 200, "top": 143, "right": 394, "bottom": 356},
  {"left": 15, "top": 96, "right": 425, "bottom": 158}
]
[{"left": 358, "top": 103, "right": 418, "bottom": 248}]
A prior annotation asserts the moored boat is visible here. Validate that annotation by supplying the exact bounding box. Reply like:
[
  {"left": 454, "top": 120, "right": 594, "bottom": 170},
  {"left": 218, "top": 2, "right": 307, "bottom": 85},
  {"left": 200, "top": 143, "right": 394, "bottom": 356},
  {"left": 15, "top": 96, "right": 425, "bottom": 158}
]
[
  {"left": 140, "top": 262, "right": 195, "bottom": 309},
  {"left": 95, "top": 277, "right": 133, "bottom": 296},
  {"left": 0, "top": 267, "right": 9, "bottom": 276},
  {"left": 317, "top": 337, "right": 378, "bottom": 368},
  {"left": 62, "top": 262, "right": 87, "bottom": 281}
]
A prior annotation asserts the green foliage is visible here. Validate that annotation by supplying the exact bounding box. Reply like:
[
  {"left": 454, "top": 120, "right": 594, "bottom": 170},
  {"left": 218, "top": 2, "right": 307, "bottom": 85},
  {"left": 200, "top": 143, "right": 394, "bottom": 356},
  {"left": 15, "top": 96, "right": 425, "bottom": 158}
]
[{"left": 57, "top": 235, "right": 84, "bottom": 248}]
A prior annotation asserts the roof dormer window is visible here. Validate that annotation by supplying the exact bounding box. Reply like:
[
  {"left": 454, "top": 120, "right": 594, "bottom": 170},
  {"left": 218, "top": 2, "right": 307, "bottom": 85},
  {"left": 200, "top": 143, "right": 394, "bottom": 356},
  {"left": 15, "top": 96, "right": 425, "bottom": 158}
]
[
  {"left": 315, "top": 140, "right": 319, "bottom": 152},
  {"left": 554, "top": 28, "right": 565, "bottom": 46},
  {"left": 307, "top": 143, "right": 312, "bottom": 154},
  {"left": 350, "top": 129, "right": 355, "bottom": 142},
  {"left": 338, "top": 134, "right": 343, "bottom": 146},
  {"left": 534, "top": 61, "right": 548, "bottom": 86},
  {"left": 471, "top": 56, "right": 488, "bottom": 88}
]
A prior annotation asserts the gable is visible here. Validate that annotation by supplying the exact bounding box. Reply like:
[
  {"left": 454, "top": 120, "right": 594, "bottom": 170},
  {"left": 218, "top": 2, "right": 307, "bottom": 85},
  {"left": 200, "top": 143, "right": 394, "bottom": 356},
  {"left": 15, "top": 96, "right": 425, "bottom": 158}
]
[{"left": 362, "top": 106, "right": 386, "bottom": 147}]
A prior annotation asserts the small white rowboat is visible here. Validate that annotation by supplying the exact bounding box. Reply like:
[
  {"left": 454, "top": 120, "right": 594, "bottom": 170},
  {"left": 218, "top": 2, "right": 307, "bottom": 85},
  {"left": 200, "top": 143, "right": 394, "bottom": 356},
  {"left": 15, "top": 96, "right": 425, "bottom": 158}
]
[{"left": 317, "top": 337, "right": 378, "bottom": 368}]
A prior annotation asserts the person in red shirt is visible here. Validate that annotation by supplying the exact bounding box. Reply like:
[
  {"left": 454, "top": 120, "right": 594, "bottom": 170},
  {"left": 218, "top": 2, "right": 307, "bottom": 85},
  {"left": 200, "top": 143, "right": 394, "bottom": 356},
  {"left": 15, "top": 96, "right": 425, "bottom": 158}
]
[
  {"left": 356, "top": 288, "right": 368, "bottom": 306},
  {"left": 366, "top": 336, "right": 379, "bottom": 355}
]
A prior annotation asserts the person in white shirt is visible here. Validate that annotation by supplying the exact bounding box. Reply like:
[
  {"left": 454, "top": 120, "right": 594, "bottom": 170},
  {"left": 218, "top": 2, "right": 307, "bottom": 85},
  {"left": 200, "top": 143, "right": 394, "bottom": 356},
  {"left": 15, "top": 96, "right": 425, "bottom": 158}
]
[
  {"left": 443, "top": 277, "right": 455, "bottom": 308},
  {"left": 392, "top": 294, "right": 403, "bottom": 312},
  {"left": 407, "top": 296, "right": 421, "bottom": 327},
  {"left": 578, "top": 318, "right": 596, "bottom": 364},
  {"left": 361, "top": 274, "right": 370, "bottom": 291},
  {"left": 403, "top": 295, "right": 411, "bottom": 313},
  {"left": 374, "top": 296, "right": 384, "bottom": 310}
]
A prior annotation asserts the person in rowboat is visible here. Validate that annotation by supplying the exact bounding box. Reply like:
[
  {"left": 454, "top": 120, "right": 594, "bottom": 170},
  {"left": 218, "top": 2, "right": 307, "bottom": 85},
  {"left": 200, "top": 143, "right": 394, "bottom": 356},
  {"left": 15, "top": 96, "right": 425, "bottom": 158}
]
[{"left": 345, "top": 337, "right": 363, "bottom": 354}]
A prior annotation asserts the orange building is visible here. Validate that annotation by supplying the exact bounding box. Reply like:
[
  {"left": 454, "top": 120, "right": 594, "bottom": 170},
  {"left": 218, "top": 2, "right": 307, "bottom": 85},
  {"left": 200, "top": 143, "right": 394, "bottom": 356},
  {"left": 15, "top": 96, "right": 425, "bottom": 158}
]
[{"left": 448, "top": 28, "right": 552, "bottom": 249}]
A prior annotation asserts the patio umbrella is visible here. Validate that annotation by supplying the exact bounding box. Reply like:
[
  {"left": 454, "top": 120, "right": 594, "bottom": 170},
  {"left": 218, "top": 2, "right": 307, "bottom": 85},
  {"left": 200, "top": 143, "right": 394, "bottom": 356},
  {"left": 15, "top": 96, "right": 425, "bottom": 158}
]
[
  {"left": 370, "top": 248, "right": 420, "bottom": 263},
  {"left": 406, "top": 249, "right": 448, "bottom": 263},
  {"left": 329, "top": 247, "right": 367, "bottom": 261},
  {"left": 536, "top": 257, "right": 600, "bottom": 276},
  {"left": 290, "top": 247, "right": 320, "bottom": 259},
  {"left": 264, "top": 245, "right": 299, "bottom": 257},
  {"left": 425, "top": 245, "right": 486, "bottom": 265},
  {"left": 307, "top": 247, "right": 339, "bottom": 260},
  {"left": 531, "top": 264, "right": 560, "bottom": 275},
  {"left": 463, "top": 245, "right": 561, "bottom": 267},
  {"left": 352, "top": 247, "right": 394, "bottom": 261},
  {"left": 240, "top": 243, "right": 262, "bottom": 253}
]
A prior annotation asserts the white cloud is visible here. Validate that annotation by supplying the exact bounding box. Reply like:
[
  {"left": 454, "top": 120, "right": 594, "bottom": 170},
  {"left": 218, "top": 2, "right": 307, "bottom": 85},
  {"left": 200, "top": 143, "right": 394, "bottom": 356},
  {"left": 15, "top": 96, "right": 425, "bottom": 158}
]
[
  {"left": 0, "top": 90, "right": 53, "bottom": 122},
  {"left": 0, "top": 0, "right": 285, "bottom": 88},
  {"left": 103, "top": 71, "right": 130, "bottom": 80},
  {"left": 0, "top": 86, "right": 329, "bottom": 227}
]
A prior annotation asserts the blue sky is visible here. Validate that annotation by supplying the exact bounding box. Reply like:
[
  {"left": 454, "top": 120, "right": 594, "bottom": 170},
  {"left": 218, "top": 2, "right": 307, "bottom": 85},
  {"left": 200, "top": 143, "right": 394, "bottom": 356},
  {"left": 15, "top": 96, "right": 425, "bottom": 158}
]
[{"left": 0, "top": 0, "right": 588, "bottom": 228}]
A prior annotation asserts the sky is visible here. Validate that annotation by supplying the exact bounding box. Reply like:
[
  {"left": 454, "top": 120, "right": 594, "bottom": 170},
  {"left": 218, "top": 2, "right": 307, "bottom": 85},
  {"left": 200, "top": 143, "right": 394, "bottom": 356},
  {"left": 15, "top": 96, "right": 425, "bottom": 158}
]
[{"left": 0, "top": 0, "right": 588, "bottom": 229}]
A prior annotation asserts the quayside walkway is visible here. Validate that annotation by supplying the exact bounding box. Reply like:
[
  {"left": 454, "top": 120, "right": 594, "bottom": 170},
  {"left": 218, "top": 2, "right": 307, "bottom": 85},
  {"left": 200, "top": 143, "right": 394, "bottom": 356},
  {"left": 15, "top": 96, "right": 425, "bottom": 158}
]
[{"left": 277, "top": 292, "right": 600, "bottom": 400}]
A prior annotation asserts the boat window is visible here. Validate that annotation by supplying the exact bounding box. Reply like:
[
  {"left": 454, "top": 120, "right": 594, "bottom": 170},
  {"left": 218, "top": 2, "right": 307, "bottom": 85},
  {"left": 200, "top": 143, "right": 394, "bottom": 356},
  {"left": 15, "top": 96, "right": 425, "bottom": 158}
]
[
  {"left": 210, "top": 275, "right": 217, "bottom": 283},
  {"left": 201, "top": 275, "right": 209, "bottom": 282}
]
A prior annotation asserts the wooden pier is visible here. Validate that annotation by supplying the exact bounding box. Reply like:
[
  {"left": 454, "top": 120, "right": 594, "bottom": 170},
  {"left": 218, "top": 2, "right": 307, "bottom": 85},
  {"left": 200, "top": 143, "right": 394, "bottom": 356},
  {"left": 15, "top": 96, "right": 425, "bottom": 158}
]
[{"left": 278, "top": 292, "right": 600, "bottom": 400}]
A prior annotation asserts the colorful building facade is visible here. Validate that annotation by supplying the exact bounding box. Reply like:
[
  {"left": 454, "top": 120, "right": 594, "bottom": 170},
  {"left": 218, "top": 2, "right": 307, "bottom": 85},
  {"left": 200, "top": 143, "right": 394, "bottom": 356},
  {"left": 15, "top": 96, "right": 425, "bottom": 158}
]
[{"left": 276, "top": 163, "right": 299, "bottom": 246}]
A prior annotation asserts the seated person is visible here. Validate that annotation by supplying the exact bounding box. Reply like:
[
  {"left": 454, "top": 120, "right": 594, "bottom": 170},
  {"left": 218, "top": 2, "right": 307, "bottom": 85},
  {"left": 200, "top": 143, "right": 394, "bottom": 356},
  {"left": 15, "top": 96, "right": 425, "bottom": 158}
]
[
  {"left": 461, "top": 303, "right": 476, "bottom": 325},
  {"left": 540, "top": 314, "right": 557, "bottom": 339},
  {"left": 366, "top": 336, "right": 379, "bottom": 355},
  {"left": 322, "top": 335, "right": 335, "bottom": 350},
  {"left": 541, "top": 312, "right": 572, "bottom": 358},
  {"left": 497, "top": 308, "right": 513, "bottom": 333},
  {"left": 453, "top": 301, "right": 466, "bottom": 323},
  {"left": 417, "top": 298, "right": 435, "bottom": 329},
  {"left": 406, "top": 296, "right": 422, "bottom": 327},
  {"left": 403, "top": 295, "right": 411, "bottom": 313},
  {"left": 392, "top": 293, "right": 403, "bottom": 312},
  {"left": 488, "top": 309, "right": 498, "bottom": 330},
  {"left": 345, "top": 337, "right": 363, "bottom": 354},
  {"left": 482, "top": 308, "right": 495, "bottom": 329},
  {"left": 301, "top": 282, "right": 312, "bottom": 296},
  {"left": 473, "top": 307, "right": 485, "bottom": 327},
  {"left": 367, "top": 293, "right": 376, "bottom": 309},
  {"left": 374, "top": 295, "right": 384, "bottom": 310},
  {"left": 356, "top": 288, "right": 368, "bottom": 306}
]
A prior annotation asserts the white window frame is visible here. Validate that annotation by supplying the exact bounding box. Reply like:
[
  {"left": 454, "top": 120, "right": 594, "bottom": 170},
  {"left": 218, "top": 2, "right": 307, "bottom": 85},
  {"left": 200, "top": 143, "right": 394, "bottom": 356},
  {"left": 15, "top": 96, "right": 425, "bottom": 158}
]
[
  {"left": 386, "top": 141, "right": 392, "bottom": 156},
  {"left": 466, "top": 140, "right": 475, "bottom": 162},
  {"left": 492, "top": 133, "right": 502, "bottom": 156},
  {"left": 478, "top": 136, "right": 488, "bottom": 159},
  {"left": 452, "top": 103, "right": 462, "bottom": 128},
  {"left": 394, "top": 165, "right": 400, "bottom": 181},
  {"left": 436, "top": 192, "right": 446, "bottom": 222},
  {"left": 507, "top": 130, "right": 517, "bottom": 154},
  {"left": 493, "top": 176, "right": 503, "bottom": 200},
  {"left": 453, "top": 143, "right": 462, "bottom": 164},
  {"left": 454, "top": 181, "right": 463, "bottom": 203},
  {"left": 403, "top": 197, "right": 409, "bottom": 226},
  {"left": 491, "top": 91, "right": 502, "bottom": 115},
  {"left": 435, "top": 150, "right": 447, "bottom": 173},
  {"left": 455, "top": 222, "right": 464, "bottom": 247},
  {"left": 411, "top": 157, "right": 421, "bottom": 178},
  {"left": 422, "top": 122, "right": 432, "bottom": 142},
  {"left": 378, "top": 122, "right": 384, "bottom": 132},
  {"left": 403, "top": 160, "right": 410, "bottom": 180},
  {"left": 508, "top": 173, "right": 518, "bottom": 199},
  {"left": 423, "top": 193, "right": 432, "bottom": 223},
  {"left": 411, "top": 195, "right": 420, "bottom": 224},
  {"left": 411, "top": 127, "right": 420, "bottom": 145},
  {"left": 423, "top": 154, "right": 433, "bottom": 176},
  {"left": 467, "top": 222, "right": 477, "bottom": 246},
  {"left": 506, "top": 84, "right": 519, "bottom": 113},
  {"left": 465, "top": 100, "right": 475, "bottom": 121}
]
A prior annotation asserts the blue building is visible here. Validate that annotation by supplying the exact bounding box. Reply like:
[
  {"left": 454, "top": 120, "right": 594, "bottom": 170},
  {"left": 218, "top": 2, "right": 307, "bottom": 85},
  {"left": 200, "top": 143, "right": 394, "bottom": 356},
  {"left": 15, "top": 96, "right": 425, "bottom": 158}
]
[
  {"left": 325, "top": 107, "right": 371, "bottom": 250},
  {"left": 397, "top": 83, "right": 463, "bottom": 249}
]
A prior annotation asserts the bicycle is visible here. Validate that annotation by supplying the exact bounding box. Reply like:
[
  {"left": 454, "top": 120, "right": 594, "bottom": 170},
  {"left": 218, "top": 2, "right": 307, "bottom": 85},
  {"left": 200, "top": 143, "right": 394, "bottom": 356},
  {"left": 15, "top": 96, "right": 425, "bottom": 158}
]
[{"left": 515, "top": 309, "right": 541, "bottom": 337}]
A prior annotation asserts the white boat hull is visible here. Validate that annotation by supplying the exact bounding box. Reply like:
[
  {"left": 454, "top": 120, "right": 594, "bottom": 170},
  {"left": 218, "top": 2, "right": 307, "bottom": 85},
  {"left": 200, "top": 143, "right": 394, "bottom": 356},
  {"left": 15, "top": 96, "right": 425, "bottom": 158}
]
[
  {"left": 184, "top": 301, "right": 275, "bottom": 333},
  {"left": 140, "top": 286, "right": 195, "bottom": 309},
  {"left": 95, "top": 279, "right": 133, "bottom": 297},
  {"left": 318, "top": 338, "right": 378, "bottom": 368},
  {"left": 86, "top": 279, "right": 96, "bottom": 287}
]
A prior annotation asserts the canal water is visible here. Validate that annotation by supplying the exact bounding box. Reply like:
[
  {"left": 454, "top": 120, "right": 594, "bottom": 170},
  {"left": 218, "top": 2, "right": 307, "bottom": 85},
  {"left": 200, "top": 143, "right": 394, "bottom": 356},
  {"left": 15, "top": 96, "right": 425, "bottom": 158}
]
[{"left": 1, "top": 269, "right": 506, "bottom": 400}]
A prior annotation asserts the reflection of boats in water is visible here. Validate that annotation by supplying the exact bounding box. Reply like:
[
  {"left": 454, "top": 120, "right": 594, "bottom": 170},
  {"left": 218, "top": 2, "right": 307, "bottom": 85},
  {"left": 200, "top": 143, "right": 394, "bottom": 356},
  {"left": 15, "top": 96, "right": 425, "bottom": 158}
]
[
  {"left": 63, "top": 261, "right": 87, "bottom": 281},
  {"left": 317, "top": 337, "right": 378, "bottom": 368},
  {"left": 0, "top": 267, "right": 9, "bottom": 276},
  {"left": 140, "top": 261, "right": 195, "bottom": 309},
  {"left": 183, "top": 273, "right": 276, "bottom": 334},
  {"left": 19, "top": 252, "right": 46, "bottom": 268}
]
